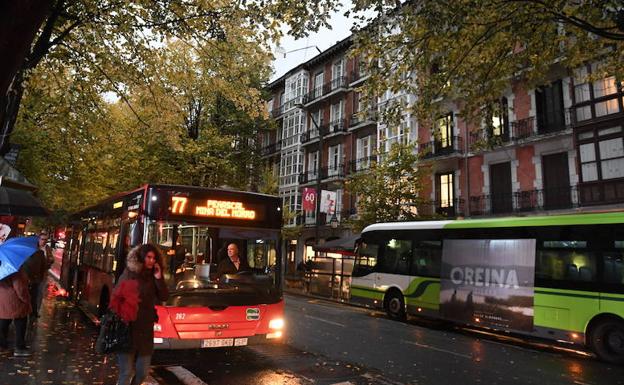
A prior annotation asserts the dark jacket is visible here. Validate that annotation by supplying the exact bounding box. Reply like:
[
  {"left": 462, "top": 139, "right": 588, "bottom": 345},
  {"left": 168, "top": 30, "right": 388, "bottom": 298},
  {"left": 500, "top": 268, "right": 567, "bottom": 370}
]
[
  {"left": 0, "top": 271, "right": 31, "bottom": 319},
  {"left": 216, "top": 256, "right": 250, "bottom": 277},
  {"left": 116, "top": 247, "right": 168, "bottom": 356},
  {"left": 21, "top": 250, "right": 47, "bottom": 284}
]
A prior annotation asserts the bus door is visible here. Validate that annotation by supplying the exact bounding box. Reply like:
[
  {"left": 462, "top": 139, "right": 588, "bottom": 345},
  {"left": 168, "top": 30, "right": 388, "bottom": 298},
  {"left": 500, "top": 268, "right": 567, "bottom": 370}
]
[
  {"left": 351, "top": 240, "right": 380, "bottom": 292},
  {"left": 376, "top": 238, "right": 411, "bottom": 291},
  {"left": 114, "top": 219, "right": 140, "bottom": 280}
]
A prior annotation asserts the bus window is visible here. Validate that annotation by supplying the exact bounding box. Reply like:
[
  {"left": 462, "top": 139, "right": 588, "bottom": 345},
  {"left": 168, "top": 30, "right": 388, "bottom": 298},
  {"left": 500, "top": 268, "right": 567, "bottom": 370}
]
[
  {"left": 104, "top": 227, "right": 119, "bottom": 273},
  {"left": 353, "top": 241, "right": 379, "bottom": 277},
  {"left": 410, "top": 241, "right": 442, "bottom": 277},
  {"left": 603, "top": 241, "right": 624, "bottom": 284},
  {"left": 382, "top": 239, "right": 411, "bottom": 275},
  {"left": 536, "top": 240, "right": 596, "bottom": 283}
]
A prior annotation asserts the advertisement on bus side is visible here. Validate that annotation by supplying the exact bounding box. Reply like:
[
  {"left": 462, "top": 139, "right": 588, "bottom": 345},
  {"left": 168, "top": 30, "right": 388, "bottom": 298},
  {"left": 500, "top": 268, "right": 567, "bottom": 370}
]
[{"left": 439, "top": 239, "right": 536, "bottom": 331}]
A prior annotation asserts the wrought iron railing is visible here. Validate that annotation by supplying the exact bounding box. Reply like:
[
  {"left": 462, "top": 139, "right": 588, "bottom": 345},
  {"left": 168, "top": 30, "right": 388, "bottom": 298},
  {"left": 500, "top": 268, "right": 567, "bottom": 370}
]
[{"left": 419, "top": 136, "right": 463, "bottom": 158}]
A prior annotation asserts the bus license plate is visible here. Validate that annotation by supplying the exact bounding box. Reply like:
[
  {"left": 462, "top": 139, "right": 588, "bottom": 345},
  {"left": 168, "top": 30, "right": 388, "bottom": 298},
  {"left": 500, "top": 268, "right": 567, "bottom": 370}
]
[
  {"left": 202, "top": 338, "right": 234, "bottom": 348},
  {"left": 234, "top": 338, "right": 248, "bottom": 346}
]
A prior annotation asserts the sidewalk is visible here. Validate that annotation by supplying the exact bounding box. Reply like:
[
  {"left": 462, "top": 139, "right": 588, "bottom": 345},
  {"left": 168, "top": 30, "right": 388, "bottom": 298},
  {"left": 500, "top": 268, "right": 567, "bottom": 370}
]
[{"left": 0, "top": 282, "right": 118, "bottom": 385}]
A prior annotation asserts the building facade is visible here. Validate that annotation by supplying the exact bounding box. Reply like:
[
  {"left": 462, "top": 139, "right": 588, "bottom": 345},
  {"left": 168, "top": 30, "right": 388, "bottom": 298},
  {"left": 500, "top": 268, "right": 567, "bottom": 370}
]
[{"left": 263, "top": 38, "right": 624, "bottom": 277}]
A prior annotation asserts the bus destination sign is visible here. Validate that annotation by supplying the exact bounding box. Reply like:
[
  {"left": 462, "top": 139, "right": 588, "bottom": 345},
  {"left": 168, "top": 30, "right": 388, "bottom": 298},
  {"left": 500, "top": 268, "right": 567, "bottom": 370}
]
[{"left": 170, "top": 196, "right": 257, "bottom": 220}]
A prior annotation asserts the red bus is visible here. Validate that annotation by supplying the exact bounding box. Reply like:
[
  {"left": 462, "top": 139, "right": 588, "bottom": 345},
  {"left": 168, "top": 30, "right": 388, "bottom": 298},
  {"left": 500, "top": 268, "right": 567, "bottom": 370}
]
[{"left": 60, "top": 184, "right": 284, "bottom": 349}]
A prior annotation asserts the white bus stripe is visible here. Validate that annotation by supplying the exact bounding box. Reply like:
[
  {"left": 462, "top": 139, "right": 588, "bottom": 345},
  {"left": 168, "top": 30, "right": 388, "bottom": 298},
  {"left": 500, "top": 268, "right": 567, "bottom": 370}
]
[
  {"left": 166, "top": 366, "right": 209, "bottom": 385},
  {"left": 304, "top": 314, "right": 346, "bottom": 327},
  {"left": 402, "top": 340, "right": 472, "bottom": 359}
]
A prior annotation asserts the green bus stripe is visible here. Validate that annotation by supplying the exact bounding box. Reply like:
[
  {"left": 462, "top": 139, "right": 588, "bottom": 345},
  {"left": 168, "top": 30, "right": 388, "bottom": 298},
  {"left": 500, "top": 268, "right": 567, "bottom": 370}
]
[
  {"left": 405, "top": 280, "right": 439, "bottom": 299},
  {"left": 535, "top": 290, "right": 624, "bottom": 302},
  {"left": 351, "top": 280, "right": 439, "bottom": 300},
  {"left": 444, "top": 212, "right": 624, "bottom": 229}
]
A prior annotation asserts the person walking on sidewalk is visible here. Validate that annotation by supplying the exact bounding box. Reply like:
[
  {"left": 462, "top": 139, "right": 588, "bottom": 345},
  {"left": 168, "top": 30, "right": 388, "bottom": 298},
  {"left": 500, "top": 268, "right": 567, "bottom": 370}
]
[
  {"left": 115, "top": 244, "right": 168, "bottom": 385},
  {"left": 0, "top": 271, "right": 32, "bottom": 357},
  {"left": 21, "top": 240, "right": 48, "bottom": 320}
]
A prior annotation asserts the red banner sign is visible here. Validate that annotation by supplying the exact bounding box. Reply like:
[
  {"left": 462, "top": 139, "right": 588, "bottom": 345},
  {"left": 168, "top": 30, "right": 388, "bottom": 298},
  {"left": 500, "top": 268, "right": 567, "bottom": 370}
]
[{"left": 302, "top": 188, "right": 316, "bottom": 212}]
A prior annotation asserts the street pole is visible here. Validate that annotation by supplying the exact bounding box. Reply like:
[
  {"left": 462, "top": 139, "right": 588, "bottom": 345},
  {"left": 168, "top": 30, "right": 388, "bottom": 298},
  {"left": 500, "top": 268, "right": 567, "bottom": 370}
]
[{"left": 310, "top": 113, "right": 323, "bottom": 245}]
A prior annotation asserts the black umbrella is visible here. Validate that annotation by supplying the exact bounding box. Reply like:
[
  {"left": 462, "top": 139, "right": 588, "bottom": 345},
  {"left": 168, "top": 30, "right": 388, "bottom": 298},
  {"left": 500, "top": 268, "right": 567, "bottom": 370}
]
[{"left": 0, "top": 186, "right": 49, "bottom": 216}]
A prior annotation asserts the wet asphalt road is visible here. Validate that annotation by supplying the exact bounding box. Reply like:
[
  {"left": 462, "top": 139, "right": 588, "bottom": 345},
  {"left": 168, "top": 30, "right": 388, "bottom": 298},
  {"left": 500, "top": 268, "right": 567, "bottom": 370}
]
[
  {"left": 0, "top": 287, "right": 623, "bottom": 385},
  {"left": 285, "top": 294, "right": 624, "bottom": 385}
]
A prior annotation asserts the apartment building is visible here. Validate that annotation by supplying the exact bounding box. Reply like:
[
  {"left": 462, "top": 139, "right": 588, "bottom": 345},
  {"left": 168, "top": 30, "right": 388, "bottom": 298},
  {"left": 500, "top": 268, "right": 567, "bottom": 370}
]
[{"left": 263, "top": 38, "right": 624, "bottom": 276}]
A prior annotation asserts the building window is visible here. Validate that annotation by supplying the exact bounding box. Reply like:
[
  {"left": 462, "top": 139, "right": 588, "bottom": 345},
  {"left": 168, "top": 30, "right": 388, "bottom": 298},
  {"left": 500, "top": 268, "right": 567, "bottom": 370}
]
[
  {"left": 314, "top": 72, "right": 324, "bottom": 98},
  {"left": 330, "top": 100, "right": 344, "bottom": 126},
  {"left": 332, "top": 58, "right": 345, "bottom": 83},
  {"left": 434, "top": 113, "right": 453, "bottom": 149},
  {"left": 578, "top": 126, "right": 624, "bottom": 182},
  {"left": 573, "top": 65, "right": 623, "bottom": 122},
  {"left": 328, "top": 144, "right": 342, "bottom": 176},
  {"left": 489, "top": 98, "right": 509, "bottom": 140},
  {"left": 307, "top": 151, "right": 319, "bottom": 178},
  {"left": 436, "top": 172, "right": 454, "bottom": 209}
]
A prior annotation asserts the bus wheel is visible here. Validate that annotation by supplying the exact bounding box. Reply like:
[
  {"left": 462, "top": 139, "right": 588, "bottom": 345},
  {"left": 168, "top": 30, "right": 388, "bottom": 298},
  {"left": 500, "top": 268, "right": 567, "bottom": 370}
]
[
  {"left": 590, "top": 319, "right": 624, "bottom": 364},
  {"left": 385, "top": 290, "right": 406, "bottom": 321}
]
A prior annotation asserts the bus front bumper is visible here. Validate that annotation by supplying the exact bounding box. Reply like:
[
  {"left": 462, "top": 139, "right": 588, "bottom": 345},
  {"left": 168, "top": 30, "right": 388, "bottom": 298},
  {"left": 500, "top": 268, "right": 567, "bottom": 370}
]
[{"left": 153, "top": 333, "right": 283, "bottom": 350}]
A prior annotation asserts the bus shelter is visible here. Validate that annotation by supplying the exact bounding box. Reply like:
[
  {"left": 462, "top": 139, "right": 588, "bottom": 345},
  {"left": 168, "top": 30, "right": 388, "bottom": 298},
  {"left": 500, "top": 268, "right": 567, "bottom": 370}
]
[{"left": 305, "top": 234, "right": 359, "bottom": 301}]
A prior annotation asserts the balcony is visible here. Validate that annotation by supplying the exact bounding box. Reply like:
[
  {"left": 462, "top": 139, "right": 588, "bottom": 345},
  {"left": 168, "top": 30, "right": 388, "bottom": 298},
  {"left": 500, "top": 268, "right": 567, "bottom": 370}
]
[
  {"left": 269, "top": 105, "right": 284, "bottom": 119},
  {"left": 417, "top": 199, "right": 465, "bottom": 218},
  {"left": 298, "top": 171, "right": 319, "bottom": 185},
  {"left": 349, "top": 70, "right": 369, "bottom": 85},
  {"left": 578, "top": 179, "right": 624, "bottom": 207},
  {"left": 321, "top": 164, "right": 346, "bottom": 180},
  {"left": 260, "top": 141, "right": 282, "bottom": 156},
  {"left": 468, "top": 130, "right": 511, "bottom": 152},
  {"left": 303, "top": 76, "right": 349, "bottom": 106},
  {"left": 468, "top": 186, "right": 580, "bottom": 215},
  {"left": 349, "top": 109, "right": 377, "bottom": 130},
  {"left": 510, "top": 113, "right": 570, "bottom": 142},
  {"left": 419, "top": 136, "right": 463, "bottom": 159},
  {"left": 326, "top": 119, "right": 348, "bottom": 136},
  {"left": 349, "top": 156, "right": 377, "bottom": 173},
  {"left": 300, "top": 130, "right": 320, "bottom": 145}
]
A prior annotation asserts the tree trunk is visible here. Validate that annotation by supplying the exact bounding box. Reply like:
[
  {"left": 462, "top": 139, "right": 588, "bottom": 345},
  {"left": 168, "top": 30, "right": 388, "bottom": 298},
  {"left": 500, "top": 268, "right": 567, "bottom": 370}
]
[{"left": 0, "top": 1, "right": 52, "bottom": 155}]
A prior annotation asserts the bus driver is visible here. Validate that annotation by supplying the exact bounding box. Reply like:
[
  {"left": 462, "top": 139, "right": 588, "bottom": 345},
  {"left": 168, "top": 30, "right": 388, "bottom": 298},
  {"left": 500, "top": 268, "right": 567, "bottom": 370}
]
[{"left": 216, "top": 243, "right": 250, "bottom": 277}]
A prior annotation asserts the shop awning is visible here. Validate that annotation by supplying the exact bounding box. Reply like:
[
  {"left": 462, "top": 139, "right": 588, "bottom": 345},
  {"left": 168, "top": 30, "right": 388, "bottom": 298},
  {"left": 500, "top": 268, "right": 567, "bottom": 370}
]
[
  {"left": 0, "top": 185, "right": 49, "bottom": 217},
  {"left": 313, "top": 234, "right": 360, "bottom": 255}
]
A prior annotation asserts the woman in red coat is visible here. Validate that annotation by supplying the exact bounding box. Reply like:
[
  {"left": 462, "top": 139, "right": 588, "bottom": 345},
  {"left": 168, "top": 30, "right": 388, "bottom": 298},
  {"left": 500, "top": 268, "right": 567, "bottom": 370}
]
[
  {"left": 115, "top": 244, "right": 168, "bottom": 385},
  {"left": 0, "top": 271, "right": 31, "bottom": 357}
]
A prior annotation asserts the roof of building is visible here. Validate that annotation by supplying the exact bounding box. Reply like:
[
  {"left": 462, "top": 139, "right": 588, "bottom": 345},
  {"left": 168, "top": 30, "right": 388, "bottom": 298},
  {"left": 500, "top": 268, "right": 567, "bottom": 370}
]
[{"left": 268, "top": 35, "right": 353, "bottom": 90}]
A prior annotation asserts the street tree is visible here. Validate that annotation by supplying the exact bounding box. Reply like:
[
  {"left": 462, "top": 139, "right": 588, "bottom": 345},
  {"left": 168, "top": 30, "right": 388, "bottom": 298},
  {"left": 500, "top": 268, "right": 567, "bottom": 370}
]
[
  {"left": 13, "top": 31, "right": 277, "bottom": 211},
  {"left": 350, "top": 0, "right": 624, "bottom": 123},
  {"left": 0, "top": 0, "right": 343, "bottom": 155},
  {"left": 346, "top": 142, "right": 429, "bottom": 232}
]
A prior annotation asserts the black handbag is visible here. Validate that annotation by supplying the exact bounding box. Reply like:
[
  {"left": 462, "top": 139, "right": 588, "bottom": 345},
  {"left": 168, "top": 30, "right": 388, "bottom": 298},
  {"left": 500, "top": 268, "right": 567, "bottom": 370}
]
[{"left": 95, "top": 311, "right": 132, "bottom": 354}]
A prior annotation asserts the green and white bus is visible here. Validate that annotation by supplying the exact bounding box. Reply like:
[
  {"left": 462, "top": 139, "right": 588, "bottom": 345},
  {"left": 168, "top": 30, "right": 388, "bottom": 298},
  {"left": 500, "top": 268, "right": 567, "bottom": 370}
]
[{"left": 351, "top": 212, "right": 624, "bottom": 364}]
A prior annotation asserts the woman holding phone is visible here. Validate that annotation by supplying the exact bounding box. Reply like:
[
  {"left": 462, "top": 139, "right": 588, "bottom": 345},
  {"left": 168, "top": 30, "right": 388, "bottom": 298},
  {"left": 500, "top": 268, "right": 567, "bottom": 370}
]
[{"left": 115, "top": 243, "right": 169, "bottom": 385}]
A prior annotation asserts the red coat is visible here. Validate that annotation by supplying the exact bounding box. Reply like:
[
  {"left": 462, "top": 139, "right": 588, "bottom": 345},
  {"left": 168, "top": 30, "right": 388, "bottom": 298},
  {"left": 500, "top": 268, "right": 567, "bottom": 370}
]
[{"left": 0, "top": 271, "right": 31, "bottom": 319}]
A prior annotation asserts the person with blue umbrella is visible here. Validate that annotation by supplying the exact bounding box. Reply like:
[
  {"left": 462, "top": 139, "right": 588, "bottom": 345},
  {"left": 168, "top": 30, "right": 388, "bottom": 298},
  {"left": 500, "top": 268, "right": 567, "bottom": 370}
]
[{"left": 0, "top": 235, "right": 39, "bottom": 357}]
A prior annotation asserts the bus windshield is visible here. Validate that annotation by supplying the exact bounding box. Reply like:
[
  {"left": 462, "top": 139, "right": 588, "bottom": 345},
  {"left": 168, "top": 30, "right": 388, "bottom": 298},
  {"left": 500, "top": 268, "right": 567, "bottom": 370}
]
[{"left": 147, "top": 222, "right": 279, "bottom": 291}]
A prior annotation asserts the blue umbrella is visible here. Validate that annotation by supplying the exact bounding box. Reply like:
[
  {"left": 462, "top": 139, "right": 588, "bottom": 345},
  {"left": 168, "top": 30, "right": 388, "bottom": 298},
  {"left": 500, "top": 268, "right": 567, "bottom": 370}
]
[{"left": 0, "top": 236, "right": 39, "bottom": 280}]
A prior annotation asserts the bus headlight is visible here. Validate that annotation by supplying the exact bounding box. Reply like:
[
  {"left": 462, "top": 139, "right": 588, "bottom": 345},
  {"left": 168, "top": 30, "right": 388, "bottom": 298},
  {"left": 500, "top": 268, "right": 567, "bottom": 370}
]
[
  {"left": 269, "top": 318, "right": 284, "bottom": 330},
  {"left": 154, "top": 323, "right": 162, "bottom": 332}
]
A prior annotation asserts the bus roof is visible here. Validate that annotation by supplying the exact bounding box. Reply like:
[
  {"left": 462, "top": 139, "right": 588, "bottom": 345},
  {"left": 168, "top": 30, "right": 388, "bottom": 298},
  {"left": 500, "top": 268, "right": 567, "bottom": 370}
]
[
  {"left": 73, "top": 184, "right": 279, "bottom": 218},
  {"left": 361, "top": 211, "right": 624, "bottom": 233}
]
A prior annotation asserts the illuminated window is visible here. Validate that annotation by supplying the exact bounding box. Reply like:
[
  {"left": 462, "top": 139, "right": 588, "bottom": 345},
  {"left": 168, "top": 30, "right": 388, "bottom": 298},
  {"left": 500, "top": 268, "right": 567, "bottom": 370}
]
[
  {"left": 434, "top": 113, "right": 453, "bottom": 148},
  {"left": 436, "top": 172, "right": 454, "bottom": 208}
]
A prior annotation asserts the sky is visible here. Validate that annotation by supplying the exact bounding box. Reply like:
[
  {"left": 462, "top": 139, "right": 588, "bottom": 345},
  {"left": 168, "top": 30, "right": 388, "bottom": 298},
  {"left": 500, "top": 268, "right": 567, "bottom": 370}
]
[{"left": 270, "top": 5, "right": 364, "bottom": 82}]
